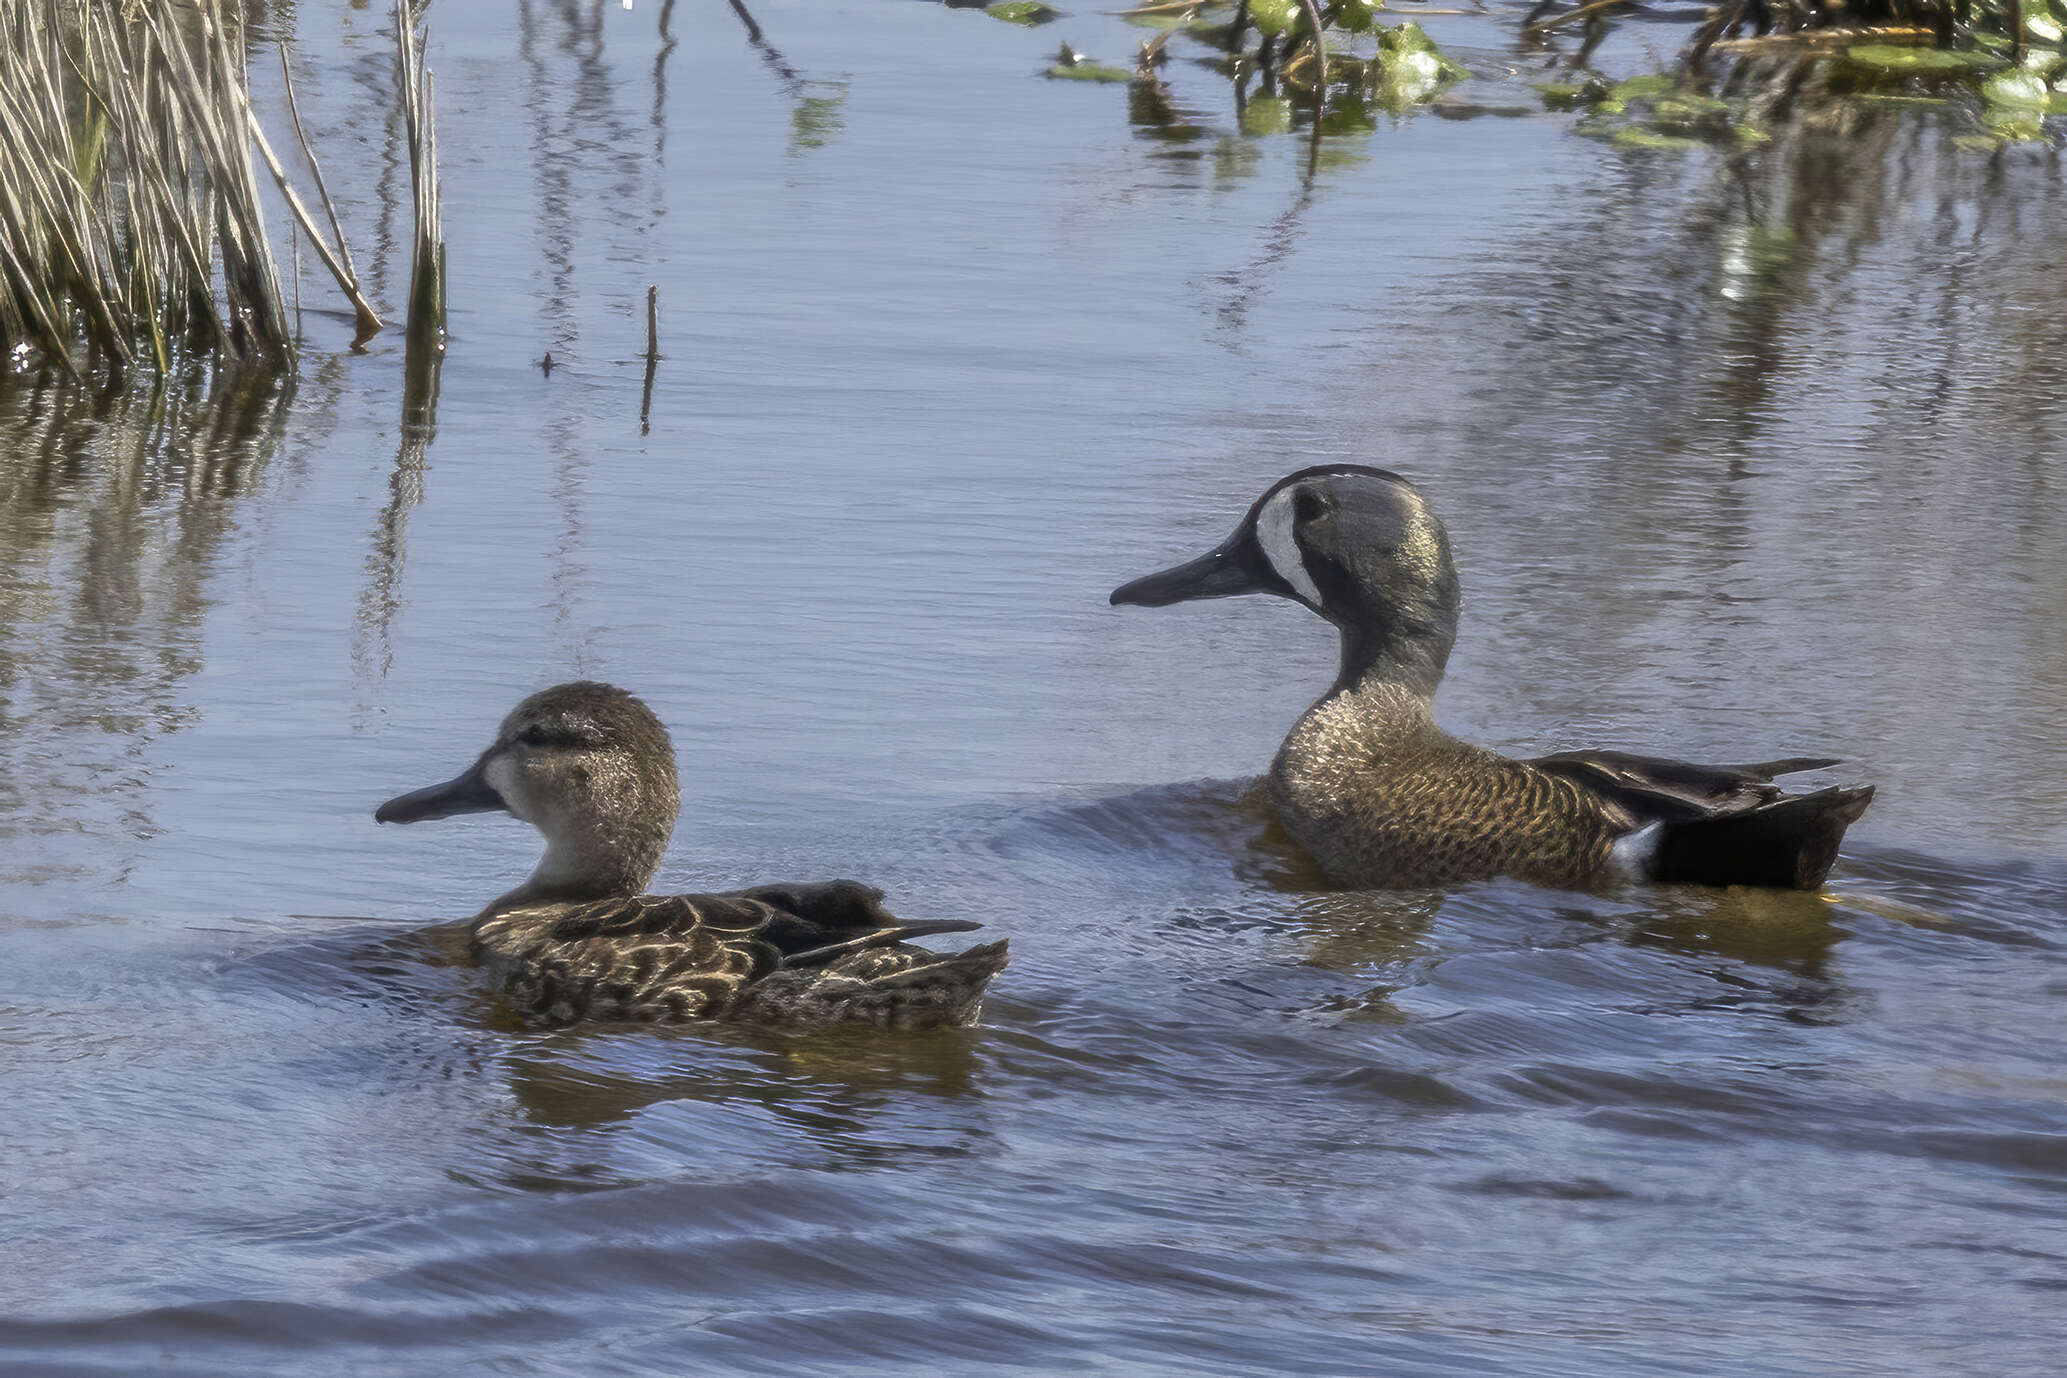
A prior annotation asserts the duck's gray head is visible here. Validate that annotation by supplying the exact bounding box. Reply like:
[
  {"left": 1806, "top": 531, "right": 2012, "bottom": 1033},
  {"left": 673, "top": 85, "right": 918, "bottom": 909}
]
[
  {"left": 1110, "top": 466, "right": 1461, "bottom": 696},
  {"left": 376, "top": 681, "right": 681, "bottom": 905}
]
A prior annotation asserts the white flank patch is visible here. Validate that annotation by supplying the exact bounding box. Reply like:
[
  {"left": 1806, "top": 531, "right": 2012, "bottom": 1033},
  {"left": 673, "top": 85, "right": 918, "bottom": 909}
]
[
  {"left": 1608, "top": 821, "right": 1663, "bottom": 881},
  {"left": 1256, "top": 488, "right": 1324, "bottom": 607}
]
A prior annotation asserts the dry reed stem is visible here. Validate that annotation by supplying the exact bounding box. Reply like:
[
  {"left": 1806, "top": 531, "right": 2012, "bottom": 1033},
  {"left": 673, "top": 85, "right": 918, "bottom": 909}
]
[
  {"left": 395, "top": 0, "right": 445, "bottom": 360},
  {"left": 1, "top": 0, "right": 379, "bottom": 378}
]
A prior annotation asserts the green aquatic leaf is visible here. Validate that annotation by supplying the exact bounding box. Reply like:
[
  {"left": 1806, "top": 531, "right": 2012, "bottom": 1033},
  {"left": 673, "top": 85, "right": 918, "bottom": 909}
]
[
  {"left": 1377, "top": 19, "right": 1439, "bottom": 55},
  {"left": 1536, "top": 78, "right": 1611, "bottom": 109},
  {"left": 1372, "top": 49, "right": 1447, "bottom": 109},
  {"left": 1844, "top": 43, "right": 2001, "bottom": 71},
  {"left": 1653, "top": 92, "right": 1728, "bottom": 118},
  {"left": 1335, "top": 0, "right": 1384, "bottom": 34},
  {"left": 988, "top": 0, "right": 1058, "bottom": 20},
  {"left": 1249, "top": 0, "right": 1299, "bottom": 33},
  {"left": 1982, "top": 68, "right": 2049, "bottom": 107},
  {"left": 1609, "top": 74, "right": 1676, "bottom": 100},
  {"left": 1045, "top": 60, "right": 1134, "bottom": 80},
  {"left": 1612, "top": 126, "right": 1701, "bottom": 151}
]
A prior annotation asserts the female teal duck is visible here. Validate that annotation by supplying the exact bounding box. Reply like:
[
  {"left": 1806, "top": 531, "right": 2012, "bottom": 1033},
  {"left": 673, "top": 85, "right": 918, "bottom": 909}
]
[
  {"left": 375, "top": 681, "right": 1007, "bottom": 1027},
  {"left": 1111, "top": 465, "right": 1873, "bottom": 891}
]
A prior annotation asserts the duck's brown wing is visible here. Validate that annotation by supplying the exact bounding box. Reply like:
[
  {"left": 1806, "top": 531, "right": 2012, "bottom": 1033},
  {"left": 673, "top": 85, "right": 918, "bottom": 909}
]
[
  {"left": 472, "top": 893, "right": 782, "bottom": 1025},
  {"left": 1529, "top": 750, "right": 1841, "bottom": 824},
  {"left": 721, "top": 879, "right": 981, "bottom": 963}
]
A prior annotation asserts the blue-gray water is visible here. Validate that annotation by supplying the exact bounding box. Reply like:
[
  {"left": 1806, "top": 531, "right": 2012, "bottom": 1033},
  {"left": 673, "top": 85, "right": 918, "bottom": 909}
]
[{"left": 3, "top": 1, "right": 2065, "bottom": 1373}]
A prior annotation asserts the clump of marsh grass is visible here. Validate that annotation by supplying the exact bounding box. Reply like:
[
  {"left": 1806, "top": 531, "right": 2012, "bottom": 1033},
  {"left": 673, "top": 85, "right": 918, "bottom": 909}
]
[{"left": 0, "top": 0, "right": 378, "bottom": 381}]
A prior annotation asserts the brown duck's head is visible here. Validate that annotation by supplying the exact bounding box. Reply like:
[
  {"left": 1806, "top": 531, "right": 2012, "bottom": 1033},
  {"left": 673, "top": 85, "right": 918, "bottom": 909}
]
[
  {"left": 376, "top": 681, "right": 681, "bottom": 904},
  {"left": 1109, "top": 465, "right": 1461, "bottom": 696}
]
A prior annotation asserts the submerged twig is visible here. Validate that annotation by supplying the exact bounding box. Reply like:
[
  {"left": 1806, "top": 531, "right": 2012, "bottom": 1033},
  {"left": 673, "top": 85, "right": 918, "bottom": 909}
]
[{"left": 640, "top": 284, "right": 659, "bottom": 434}]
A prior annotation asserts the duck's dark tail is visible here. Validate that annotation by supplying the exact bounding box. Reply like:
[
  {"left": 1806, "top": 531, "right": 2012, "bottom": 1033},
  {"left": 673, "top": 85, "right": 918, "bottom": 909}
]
[{"left": 1647, "top": 785, "right": 1875, "bottom": 890}]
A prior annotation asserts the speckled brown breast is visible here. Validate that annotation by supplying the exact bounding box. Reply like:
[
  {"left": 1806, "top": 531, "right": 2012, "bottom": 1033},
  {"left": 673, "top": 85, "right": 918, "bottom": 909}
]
[{"left": 1269, "top": 682, "right": 1630, "bottom": 890}]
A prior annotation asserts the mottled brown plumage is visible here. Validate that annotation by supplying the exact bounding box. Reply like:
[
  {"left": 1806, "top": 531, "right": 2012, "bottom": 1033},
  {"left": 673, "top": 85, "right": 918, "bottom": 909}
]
[
  {"left": 1270, "top": 680, "right": 1628, "bottom": 889},
  {"left": 376, "top": 683, "right": 1006, "bottom": 1027},
  {"left": 1113, "top": 466, "right": 1873, "bottom": 891}
]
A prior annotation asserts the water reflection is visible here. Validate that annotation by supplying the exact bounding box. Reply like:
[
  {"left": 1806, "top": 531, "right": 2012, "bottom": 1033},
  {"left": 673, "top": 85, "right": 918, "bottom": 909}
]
[
  {"left": 0, "top": 371, "right": 301, "bottom": 855},
  {"left": 500, "top": 1025, "right": 986, "bottom": 1138},
  {"left": 352, "top": 374, "right": 437, "bottom": 685}
]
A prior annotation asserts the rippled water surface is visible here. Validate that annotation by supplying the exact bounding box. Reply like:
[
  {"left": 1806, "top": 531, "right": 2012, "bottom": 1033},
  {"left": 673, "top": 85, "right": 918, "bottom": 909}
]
[{"left": 5, "top": 0, "right": 2067, "bottom": 1372}]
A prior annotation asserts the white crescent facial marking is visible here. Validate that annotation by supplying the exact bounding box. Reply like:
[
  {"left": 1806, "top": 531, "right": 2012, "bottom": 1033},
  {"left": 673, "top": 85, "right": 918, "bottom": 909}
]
[
  {"left": 484, "top": 754, "right": 529, "bottom": 821},
  {"left": 1256, "top": 487, "right": 1324, "bottom": 607}
]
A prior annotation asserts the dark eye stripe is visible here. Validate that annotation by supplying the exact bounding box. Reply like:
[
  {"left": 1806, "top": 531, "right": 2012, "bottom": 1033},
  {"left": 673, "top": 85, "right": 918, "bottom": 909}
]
[{"left": 516, "top": 723, "right": 602, "bottom": 749}]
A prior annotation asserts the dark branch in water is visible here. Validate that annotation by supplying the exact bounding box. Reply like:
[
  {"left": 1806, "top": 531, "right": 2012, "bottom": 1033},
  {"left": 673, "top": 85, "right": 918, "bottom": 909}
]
[
  {"left": 641, "top": 285, "right": 659, "bottom": 435},
  {"left": 725, "top": 0, "right": 805, "bottom": 88}
]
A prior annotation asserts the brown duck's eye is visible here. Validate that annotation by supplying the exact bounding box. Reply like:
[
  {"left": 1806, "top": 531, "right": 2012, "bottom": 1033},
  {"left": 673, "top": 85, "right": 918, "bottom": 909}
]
[
  {"left": 517, "top": 722, "right": 593, "bottom": 750},
  {"left": 1293, "top": 488, "right": 1334, "bottom": 523}
]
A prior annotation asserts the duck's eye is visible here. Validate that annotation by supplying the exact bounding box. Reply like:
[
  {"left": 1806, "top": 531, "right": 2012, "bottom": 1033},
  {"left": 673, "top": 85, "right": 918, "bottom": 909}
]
[
  {"left": 1293, "top": 488, "right": 1334, "bottom": 524},
  {"left": 516, "top": 720, "right": 605, "bottom": 750}
]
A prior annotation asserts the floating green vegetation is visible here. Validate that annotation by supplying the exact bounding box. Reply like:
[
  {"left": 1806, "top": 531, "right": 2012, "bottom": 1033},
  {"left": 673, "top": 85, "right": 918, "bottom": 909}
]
[
  {"left": 986, "top": 1, "right": 1058, "bottom": 25},
  {"left": 1045, "top": 47, "right": 1135, "bottom": 81},
  {"left": 1610, "top": 125, "right": 1704, "bottom": 150},
  {"left": 1524, "top": 0, "right": 2058, "bottom": 72},
  {"left": 990, "top": 0, "right": 2067, "bottom": 156},
  {"left": 1841, "top": 43, "right": 2003, "bottom": 72},
  {"left": 1533, "top": 22, "right": 2067, "bottom": 151},
  {"left": 1838, "top": 36, "right": 2067, "bottom": 141},
  {"left": 1515, "top": 0, "right": 2067, "bottom": 147},
  {"left": 1053, "top": 0, "right": 1468, "bottom": 136},
  {"left": 1546, "top": 71, "right": 1773, "bottom": 149}
]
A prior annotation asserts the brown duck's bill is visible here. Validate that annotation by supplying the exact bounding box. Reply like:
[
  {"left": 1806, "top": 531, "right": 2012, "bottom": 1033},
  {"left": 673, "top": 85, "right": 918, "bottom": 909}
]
[
  {"left": 374, "top": 759, "right": 506, "bottom": 824},
  {"left": 1109, "top": 530, "right": 1271, "bottom": 607}
]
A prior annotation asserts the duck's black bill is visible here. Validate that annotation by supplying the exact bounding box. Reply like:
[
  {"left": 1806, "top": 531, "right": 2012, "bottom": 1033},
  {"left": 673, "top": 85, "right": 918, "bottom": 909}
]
[
  {"left": 1109, "top": 532, "right": 1266, "bottom": 608},
  {"left": 375, "top": 760, "right": 505, "bottom": 824}
]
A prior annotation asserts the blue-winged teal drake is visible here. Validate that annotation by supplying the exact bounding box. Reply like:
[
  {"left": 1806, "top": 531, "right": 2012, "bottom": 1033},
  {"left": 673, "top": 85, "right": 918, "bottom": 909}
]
[
  {"left": 1111, "top": 466, "right": 1873, "bottom": 891},
  {"left": 376, "top": 681, "right": 1007, "bottom": 1027}
]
